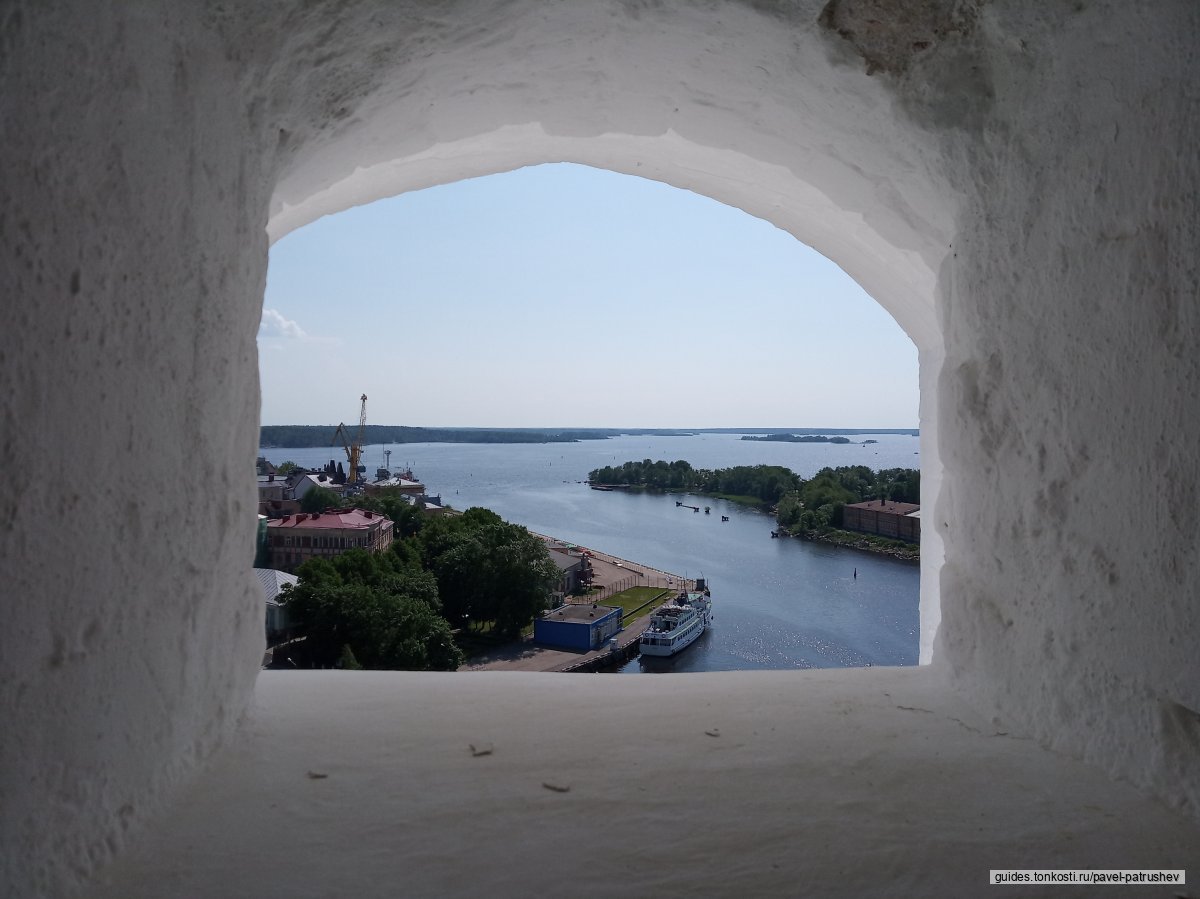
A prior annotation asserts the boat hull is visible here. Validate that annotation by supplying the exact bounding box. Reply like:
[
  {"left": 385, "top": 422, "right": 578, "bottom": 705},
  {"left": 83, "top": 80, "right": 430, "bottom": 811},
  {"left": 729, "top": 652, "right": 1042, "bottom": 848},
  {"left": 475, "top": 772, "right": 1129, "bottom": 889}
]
[
  {"left": 639, "top": 619, "right": 703, "bottom": 656},
  {"left": 638, "top": 591, "right": 713, "bottom": 657}
]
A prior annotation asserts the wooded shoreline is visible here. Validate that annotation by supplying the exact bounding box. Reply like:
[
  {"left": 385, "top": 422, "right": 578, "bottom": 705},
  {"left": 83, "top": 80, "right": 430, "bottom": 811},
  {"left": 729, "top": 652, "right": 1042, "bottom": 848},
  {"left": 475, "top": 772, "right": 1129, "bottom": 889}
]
[{"left": 587, "top": 459, "right": 922, "bottom": 561}]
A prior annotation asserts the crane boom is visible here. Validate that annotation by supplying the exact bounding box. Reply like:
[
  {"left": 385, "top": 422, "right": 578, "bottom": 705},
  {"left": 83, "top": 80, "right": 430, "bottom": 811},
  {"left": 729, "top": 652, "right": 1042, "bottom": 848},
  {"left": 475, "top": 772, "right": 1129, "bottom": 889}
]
[
  {"left": 351, "top": 394, "right": 367, "bottom": 485},
  {"left": 331, "top": 394, "right": 368, "bottom": 485},
  {"left": 330, "top": 423, "right": 353, "bottom": 484}
]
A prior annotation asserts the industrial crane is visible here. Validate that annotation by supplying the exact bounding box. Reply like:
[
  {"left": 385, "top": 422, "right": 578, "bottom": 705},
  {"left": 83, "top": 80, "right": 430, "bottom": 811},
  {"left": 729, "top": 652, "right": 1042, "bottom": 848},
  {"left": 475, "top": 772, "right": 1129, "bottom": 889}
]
[{"left": 331, "top": 394, "right": 368, "bottom": 485}]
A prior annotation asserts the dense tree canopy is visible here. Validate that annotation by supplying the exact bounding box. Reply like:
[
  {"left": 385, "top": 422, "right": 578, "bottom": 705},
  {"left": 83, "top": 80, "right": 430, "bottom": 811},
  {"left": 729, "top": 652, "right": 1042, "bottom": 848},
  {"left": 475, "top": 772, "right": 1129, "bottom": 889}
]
[
  {"left": 589, "top": 460, "right": 800, "bottom": 504},
  {"left": 589, "top": 458, "right": 919, "bottom": 533},
  {"left": 352, "top": 487, "right": 427, "bottom": 539},
  {"left": 278, "top": 504, "right": 559, "bottom": 667},
  {"left": 415, "top": 508, "right": 559, "bottom": 638},
  {"left": 589, "top": 459, "right": 696, "bottom": 489},
  {"left": 299, "top": 485, "right": 340, "bottom": 513},
  {"left": 775, "top": 466, "right": 920, "bottom": 531},
  {"left": 280, "top": 550, "right": 461, "bottom": 671}
]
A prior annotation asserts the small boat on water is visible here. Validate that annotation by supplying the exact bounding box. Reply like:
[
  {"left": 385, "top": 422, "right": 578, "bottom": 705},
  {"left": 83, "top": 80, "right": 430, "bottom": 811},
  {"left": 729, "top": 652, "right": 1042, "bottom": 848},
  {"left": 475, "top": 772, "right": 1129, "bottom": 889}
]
[
  {"left": 639, "top": 589, "right": 713, "bottom": 657},
  {"left": 721, "top": 515, "right": 730, "bottom": 522}
]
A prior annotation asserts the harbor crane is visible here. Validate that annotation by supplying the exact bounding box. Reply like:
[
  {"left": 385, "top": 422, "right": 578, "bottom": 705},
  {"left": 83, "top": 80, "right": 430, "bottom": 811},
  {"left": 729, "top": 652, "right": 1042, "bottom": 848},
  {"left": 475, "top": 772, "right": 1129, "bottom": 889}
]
[{"left": 331, "top": 394, "right": 368, "bottom": 485}]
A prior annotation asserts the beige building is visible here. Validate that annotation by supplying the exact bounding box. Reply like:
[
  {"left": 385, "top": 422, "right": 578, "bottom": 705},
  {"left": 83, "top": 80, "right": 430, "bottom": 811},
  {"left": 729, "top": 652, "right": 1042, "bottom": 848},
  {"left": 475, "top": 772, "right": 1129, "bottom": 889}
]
[{"left": 266, "top": 508, "right": 394, "bottom": 571}]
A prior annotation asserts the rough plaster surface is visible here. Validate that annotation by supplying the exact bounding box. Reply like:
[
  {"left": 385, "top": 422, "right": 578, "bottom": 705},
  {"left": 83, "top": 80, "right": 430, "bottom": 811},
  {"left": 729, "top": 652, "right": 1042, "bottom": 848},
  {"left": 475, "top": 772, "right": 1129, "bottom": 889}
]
[
  {"left": 0, "top": 3, "right": 267, "bottom": 894},
  {"left": 1, "top": 1, "right": 1197, "bottom": 896},
  {"left": 91, "top": 671, "right": 1200, "bottom": 898},
  {"left": 932, "top": 0, "right": 1200, "bottom": 817}
]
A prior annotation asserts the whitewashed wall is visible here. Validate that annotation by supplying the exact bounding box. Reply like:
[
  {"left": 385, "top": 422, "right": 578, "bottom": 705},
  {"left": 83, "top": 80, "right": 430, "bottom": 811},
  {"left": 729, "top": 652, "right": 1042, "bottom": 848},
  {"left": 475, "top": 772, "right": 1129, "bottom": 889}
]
[
  {"left": 0, "top": 4, "right": 266, "bottom": 892},
  {"left": 0, "top": 1, "right": 1196, "bottom": 895}
]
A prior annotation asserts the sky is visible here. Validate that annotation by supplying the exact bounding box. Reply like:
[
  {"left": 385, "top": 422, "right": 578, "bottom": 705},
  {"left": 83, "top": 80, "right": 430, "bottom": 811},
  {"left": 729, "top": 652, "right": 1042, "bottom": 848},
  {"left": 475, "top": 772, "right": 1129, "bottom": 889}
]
[{"left": 260, "top": 163, "right": 918, "bottom": 429}]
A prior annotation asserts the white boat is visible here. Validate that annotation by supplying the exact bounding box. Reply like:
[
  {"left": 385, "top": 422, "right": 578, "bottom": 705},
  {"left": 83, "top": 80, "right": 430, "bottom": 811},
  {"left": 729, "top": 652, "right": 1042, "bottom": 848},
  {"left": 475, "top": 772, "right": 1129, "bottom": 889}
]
[{"left": 639, "top": 590, "right": 713, "bottom": 657}]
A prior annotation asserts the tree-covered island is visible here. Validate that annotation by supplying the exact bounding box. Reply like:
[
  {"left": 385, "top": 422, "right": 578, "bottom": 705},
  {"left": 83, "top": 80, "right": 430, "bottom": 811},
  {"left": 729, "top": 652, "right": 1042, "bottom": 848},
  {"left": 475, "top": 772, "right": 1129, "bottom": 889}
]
[
  {"left": 261, "top": 424, "right": 607, "bottom": 448},
  {"left": 588, "top": 460, "right": 920, "bottom": 559},
  {"left": 740, "top": 433, "right": 852, "bottom": 443}
]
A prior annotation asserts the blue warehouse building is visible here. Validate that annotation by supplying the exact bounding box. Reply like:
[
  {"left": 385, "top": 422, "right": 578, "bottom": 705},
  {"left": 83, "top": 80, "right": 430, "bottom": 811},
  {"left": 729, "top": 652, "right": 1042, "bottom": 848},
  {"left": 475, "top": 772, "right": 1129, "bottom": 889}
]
[{"left": 535, "top": 603, "right": 623, "bottom": 651}]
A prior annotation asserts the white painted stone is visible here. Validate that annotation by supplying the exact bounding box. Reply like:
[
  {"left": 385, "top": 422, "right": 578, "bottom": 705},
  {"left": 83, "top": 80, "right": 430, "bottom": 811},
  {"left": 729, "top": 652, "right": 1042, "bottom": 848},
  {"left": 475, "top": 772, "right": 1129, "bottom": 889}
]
[
  {"left": 88, "top": 670, "right": 1200, "bottom": 898},
  {"left": 1, "top": 1, "right": 1197, "bottom": 896},
  {"left": 931, "top": 0, "right": 1200, "bottom": 817},
  {"left": 0, "top": 5, "right": 267, "bottom": 895}
]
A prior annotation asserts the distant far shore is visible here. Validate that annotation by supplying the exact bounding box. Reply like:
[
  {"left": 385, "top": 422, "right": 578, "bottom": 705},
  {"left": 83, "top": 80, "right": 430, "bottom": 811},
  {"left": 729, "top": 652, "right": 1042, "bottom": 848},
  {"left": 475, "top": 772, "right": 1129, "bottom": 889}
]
[{"left": 260, "top": 425, "right": 919, "bottom": 448}]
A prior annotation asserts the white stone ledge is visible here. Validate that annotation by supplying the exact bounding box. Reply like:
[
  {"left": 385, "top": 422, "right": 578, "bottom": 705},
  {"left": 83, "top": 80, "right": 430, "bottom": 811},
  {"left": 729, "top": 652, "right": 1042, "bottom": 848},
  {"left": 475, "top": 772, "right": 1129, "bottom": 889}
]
[{"left": 87, "top": 669, "right": 1198, "bottom": 898}]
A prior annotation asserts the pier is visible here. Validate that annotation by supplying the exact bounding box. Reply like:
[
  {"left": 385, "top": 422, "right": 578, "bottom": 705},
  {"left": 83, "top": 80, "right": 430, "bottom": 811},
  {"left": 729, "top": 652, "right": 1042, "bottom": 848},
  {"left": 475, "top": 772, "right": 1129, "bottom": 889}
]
[{"left": 459, "top": 540, "right": 693, "bottom": 673}]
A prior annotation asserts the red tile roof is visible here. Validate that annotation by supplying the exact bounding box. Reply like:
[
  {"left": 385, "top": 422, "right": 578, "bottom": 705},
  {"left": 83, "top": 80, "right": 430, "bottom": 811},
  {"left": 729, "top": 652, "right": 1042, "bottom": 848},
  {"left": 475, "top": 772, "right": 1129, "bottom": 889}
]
[{"left": 266, "top": 509, "right": 389, "bottom": 530}]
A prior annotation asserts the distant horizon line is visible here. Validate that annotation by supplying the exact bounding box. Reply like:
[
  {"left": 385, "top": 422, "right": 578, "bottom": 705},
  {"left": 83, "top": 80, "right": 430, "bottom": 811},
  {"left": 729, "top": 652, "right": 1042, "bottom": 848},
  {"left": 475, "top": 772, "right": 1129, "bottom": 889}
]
[{"left": 259, "top": 425, "right": 920, "bottom": 433}]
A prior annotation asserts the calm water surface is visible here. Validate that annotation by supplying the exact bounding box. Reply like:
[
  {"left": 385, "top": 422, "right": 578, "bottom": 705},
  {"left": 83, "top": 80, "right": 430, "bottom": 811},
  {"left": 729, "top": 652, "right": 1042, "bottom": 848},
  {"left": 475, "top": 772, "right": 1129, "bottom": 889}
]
[{"left": 260, "top": 433, "right": 921, "bottom": 671}]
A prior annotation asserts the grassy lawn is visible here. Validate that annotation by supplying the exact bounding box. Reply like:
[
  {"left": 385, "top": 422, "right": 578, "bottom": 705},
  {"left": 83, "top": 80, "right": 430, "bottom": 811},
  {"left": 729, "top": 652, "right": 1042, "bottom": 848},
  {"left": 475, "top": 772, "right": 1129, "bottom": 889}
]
[
  {"left": 456, "top": 588, "right": 674, "bottom": 658},
  {"left": 597, "top": 586, "right": 673, "bottom": 623}
]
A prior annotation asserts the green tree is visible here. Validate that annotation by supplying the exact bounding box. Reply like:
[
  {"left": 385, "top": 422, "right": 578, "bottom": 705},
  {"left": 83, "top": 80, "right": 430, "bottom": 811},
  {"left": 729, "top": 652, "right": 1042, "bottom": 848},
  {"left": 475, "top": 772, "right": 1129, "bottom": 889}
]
[
  {"left": 300, "top": 486, "right": 340, "bottom": 513},
  {"left": 417, "top": 508, "right": 558, "bottom": 637},
  {"left": 353, "top": 488, "right": 426, "bottom": 539},
  {"left": 281, "top": 553, "right": 461, "bottom": 671},
  {"left": 276, "top": 460, "right": 299, "bottom": 475}
]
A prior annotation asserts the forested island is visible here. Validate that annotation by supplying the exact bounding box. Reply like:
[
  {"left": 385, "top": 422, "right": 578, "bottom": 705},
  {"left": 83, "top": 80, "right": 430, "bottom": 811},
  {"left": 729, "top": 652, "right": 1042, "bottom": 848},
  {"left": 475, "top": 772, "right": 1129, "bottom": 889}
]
[
  {"left": 261, "top": 425, "right": 614, "bottom": 447},
  {"left": 588, "top": 459, "right": 920, "bottom": 559},
  {"left": 741, "top": 433, "right": 852, "bottom": 444}
]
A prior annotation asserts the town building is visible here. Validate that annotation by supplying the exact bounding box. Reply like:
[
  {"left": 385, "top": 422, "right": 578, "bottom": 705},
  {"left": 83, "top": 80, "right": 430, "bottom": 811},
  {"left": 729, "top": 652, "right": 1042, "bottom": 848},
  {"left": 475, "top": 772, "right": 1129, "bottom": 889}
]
[
  {"left": 256, "top": 474, "right": 288, "bottom": 504},
  {"left": 842, "top": 500, "right": 921, "bottom": 543},
  {"left": 365, "top": 473, "right": 425, "bottom": 496},
  {"left": 420, "top": 497, "right": 452, "bottom": 516},
  {"left": 254, "top": 567, "right": 299, "bottom": 647},
  {"left": 534, "top": 603, "right": 623, "bottom": 651},
  {"left": 265, "top": 509, "right": 394, "bottom": 571},
  {"left": 255, "top": 515, "right": 270, "bottom": 568},
  {"left": 256, "top": 471, "right": 347, "bottom": 518},
  {"left": 545, "top": 545, "right": 592, "bottom": 599},
  {"left": 547, "top": 549, "right": 584, "bottom": 600},
  {"left": 289, "top": 471, "right": 347, "bottom": 502}
]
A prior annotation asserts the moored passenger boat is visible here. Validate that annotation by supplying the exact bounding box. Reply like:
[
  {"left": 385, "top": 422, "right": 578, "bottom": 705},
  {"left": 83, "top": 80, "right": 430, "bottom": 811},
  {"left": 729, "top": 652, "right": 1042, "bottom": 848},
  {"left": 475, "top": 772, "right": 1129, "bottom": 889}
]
[{"left": 639, "top": 589, "right": 713, "bottom": 657}]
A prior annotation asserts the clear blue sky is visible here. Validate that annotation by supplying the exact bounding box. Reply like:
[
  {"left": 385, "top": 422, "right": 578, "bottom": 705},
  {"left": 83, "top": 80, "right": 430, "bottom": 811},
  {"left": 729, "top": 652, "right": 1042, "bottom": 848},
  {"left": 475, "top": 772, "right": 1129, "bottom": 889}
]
[{"left": 260, "top": 163, "right": 918, "bottom": 428}]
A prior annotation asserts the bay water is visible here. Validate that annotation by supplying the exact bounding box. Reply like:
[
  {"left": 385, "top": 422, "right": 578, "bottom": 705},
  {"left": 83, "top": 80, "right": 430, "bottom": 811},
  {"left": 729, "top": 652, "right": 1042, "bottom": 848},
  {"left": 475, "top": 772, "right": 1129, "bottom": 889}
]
[{"left": 259, "top": 432, "right": 921, "bottom": 671}]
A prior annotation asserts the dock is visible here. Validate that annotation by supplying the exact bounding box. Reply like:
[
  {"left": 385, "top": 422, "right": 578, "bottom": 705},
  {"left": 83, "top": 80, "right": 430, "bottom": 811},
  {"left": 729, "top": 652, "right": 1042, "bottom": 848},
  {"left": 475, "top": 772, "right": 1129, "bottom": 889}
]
[
  {"left": 458, "top": 540, "right": 693, "bottom": 673},
  {"left": 459, "top": 612, "right": 656, "bottom": 673}
]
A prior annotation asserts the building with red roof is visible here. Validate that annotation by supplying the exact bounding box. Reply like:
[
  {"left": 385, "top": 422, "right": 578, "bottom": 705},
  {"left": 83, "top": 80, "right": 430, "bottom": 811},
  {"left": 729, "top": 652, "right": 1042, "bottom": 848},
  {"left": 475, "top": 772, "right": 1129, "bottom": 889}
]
[{"left": 265, "top": 508, "right": 394, "bottom": 571}]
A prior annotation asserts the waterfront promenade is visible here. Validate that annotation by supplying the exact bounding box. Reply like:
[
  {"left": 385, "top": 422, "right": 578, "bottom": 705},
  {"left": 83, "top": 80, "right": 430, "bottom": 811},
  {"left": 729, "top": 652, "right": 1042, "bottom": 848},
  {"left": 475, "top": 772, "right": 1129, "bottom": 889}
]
[{"left": 459, "top": 539, "right": 692, "bottom": 673}]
